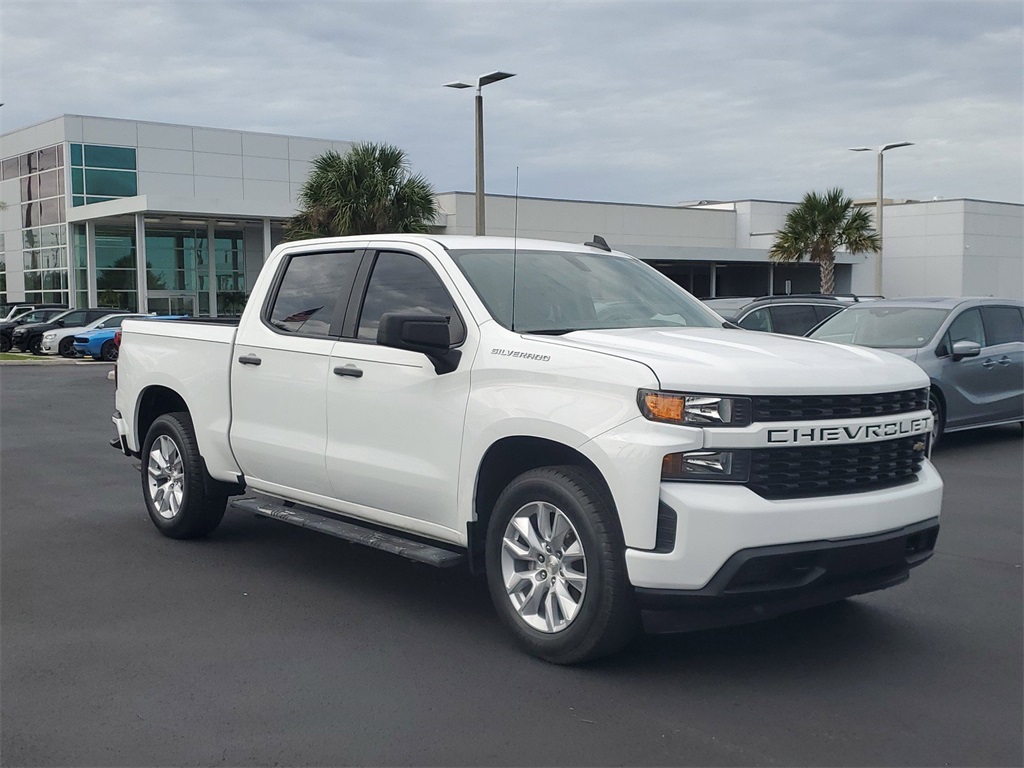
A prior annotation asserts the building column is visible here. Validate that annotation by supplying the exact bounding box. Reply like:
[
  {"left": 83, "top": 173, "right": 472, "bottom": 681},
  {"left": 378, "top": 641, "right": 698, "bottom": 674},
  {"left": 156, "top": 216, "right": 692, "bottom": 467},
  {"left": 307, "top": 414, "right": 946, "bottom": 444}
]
[
  {"left": 135, "top": 213, "right": 148, "bottom": 312},
  {"left": 768, "top": 264, "right": 775, "bottom": 296},
  {"left": 262, "top": 218, "right": 272, "bottom": 262},
  {"left": 86, "top": 221, "right": 98, "bottom": 306},
  {"left": 207, "top": 221, "right": 217, "bottom": 317},
  {"left": 710, "top": 263, "right": 718, "bottom": 298}
]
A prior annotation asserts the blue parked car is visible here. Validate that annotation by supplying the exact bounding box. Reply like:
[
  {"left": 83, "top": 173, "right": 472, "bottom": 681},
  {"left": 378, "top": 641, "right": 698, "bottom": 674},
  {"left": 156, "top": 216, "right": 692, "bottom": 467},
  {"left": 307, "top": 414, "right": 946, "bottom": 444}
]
[{"left": 73, "top": 314, "right": 184, "bottom": 361}]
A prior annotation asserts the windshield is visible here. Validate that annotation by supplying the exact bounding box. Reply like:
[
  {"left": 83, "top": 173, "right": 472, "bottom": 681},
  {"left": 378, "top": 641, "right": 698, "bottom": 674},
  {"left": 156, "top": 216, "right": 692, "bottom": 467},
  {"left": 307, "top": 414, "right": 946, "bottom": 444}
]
[
  {"left": 448, "top": 248, "right": 722, "bottom": 333},
  {"left": 809, "top": 306, "right": 950, "bottom": 349}
]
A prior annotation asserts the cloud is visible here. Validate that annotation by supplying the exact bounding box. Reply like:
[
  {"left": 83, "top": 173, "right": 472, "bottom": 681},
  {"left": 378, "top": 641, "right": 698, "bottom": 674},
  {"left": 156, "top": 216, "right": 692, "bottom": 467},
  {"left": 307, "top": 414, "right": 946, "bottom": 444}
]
[{"left": 2, "top": 0, "right": 1021, "bottom": 204}]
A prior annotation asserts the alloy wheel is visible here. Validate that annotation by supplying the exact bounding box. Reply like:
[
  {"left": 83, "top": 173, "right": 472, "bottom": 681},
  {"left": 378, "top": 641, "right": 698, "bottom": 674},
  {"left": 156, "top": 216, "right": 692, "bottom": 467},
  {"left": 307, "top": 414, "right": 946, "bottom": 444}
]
[
  {"left": 147, "top": 435, "right": 185, "bottom": 519},
  {"left": 499, "top": 501, "right": 588, "bottom": 633}
]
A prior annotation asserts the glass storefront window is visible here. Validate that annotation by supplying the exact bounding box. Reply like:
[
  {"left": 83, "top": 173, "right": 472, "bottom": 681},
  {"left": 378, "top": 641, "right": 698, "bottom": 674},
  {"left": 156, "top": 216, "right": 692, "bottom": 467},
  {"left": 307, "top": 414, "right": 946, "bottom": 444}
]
[{"left": 83, "top": 145, "right": 136, "bottom": 170}]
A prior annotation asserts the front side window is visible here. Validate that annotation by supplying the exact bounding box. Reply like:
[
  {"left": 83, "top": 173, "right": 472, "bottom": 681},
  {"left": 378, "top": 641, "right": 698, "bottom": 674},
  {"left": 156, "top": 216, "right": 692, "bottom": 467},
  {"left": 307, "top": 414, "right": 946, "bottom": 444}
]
[
  {"left": 947, "top": 308, "right": 986, "bottom": 347},
  {"left": 267, "top": 250, "right": 359, "bottom": 337},
  {"left": 356, "top": 251, "right": 465, "bottom": 343},
  {"left": 738, "top": 308, "right": 771, "bottom": 332},
  {"left": 769, "top": 305, "right": 819, "bottom": 335}
]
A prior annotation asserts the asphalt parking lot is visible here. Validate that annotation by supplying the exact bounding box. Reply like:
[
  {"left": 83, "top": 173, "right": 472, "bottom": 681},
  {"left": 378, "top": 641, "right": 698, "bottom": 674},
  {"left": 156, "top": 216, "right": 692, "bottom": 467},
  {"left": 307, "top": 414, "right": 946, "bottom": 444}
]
[{"left": 1, "top": 364, "right": 1021, "bottom": 767}]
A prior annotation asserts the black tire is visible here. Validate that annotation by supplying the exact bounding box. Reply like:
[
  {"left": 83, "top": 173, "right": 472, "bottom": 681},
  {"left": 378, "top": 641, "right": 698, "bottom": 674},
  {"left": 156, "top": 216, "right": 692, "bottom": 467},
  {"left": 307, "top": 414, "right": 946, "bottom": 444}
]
[
  {"left": 484, "top": 465, "right": 638, "bottom": 664},
  {"left": 928, "top": 393, "right": 945, "bottom": 448},
  {"left": 141, "top": 412, "right": 226, "bottom": 539},
  {"left": 100, "top": 340, "right": 119, "bottom": 362},
  {"left": 28, "top": 336, "right": 43, "bottom": 355},
  {"left": 0, "top": 335, "right": 9, "bottom": 353},
  {"left": 58, "top": 337, "right": 76, "bottom": 357}
]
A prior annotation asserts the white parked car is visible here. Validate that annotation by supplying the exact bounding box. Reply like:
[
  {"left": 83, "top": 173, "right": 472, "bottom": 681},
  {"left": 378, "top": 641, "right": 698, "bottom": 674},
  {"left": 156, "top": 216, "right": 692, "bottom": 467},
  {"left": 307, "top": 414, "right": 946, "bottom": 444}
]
[{"left": 41, "top": 312, "right": 150, "bottom": 357}]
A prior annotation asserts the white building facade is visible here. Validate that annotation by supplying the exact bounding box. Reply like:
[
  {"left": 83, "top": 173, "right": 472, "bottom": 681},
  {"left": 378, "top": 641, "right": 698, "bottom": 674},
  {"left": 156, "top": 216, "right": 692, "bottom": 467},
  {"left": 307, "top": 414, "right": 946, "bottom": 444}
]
[{"left": 1, "top": 115, "right": 1020, "bottom": 314}]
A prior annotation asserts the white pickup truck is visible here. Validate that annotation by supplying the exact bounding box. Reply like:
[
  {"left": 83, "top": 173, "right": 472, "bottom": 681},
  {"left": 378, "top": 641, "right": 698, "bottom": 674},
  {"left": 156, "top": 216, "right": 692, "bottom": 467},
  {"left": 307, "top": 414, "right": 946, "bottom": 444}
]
[{"left": 113, "top": 234, "right": 942, "bottom": 663}]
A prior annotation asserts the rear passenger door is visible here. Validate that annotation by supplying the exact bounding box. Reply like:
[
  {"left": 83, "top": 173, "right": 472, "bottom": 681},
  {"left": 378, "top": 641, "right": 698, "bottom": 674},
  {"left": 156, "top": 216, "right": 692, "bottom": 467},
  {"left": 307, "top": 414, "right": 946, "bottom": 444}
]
[{"left": 230, "top": 246, "right": 364, "bottom": 500}]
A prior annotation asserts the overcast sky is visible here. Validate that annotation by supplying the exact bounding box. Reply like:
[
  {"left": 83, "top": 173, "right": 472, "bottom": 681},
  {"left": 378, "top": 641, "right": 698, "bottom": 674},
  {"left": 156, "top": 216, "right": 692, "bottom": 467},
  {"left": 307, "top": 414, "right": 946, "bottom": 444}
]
[{"left": 2, "top": 0, "right": 1021, "bottom": 206}]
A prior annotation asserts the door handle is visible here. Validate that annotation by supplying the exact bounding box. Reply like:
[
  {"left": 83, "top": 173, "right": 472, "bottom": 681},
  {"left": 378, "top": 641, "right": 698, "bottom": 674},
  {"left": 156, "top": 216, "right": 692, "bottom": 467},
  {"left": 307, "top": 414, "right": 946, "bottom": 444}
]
[
  {"left": 997, "top": 356, "right": 1011, "bottom": 366},
  {"left": 333, "top": 365, "right": 363, "bottom": 378},
  {"left": 237, "top": 354, "right": 262, "bottom": 366},
  {"left": 981, "top": 358, "right": 995, "bottom": 369}
]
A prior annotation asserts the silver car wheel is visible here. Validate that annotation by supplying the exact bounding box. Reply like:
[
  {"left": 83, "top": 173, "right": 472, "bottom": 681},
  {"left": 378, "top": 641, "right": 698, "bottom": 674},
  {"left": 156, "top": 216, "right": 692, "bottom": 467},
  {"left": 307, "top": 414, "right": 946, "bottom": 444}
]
[
  {"left": 147, "top": 435, "right": 185, "bottom": 520},
  {"left": 500, "top": 500, "right": 588, "bottom": 633}
]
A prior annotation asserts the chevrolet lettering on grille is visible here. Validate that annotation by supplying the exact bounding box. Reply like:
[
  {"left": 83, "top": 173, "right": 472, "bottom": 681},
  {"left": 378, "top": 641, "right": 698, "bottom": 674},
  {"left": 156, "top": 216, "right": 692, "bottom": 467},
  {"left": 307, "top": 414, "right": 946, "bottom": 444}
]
[{"left": 766, "top": 416, "right": 931, "bottom": 445}]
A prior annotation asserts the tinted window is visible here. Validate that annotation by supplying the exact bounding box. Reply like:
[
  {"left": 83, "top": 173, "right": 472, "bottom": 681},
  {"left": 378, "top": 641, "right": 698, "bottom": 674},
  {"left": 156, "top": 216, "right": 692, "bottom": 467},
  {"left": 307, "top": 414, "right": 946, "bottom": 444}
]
[
  {"left": 770, "top": 305, "right": 819, "bottom": 335},
  {"left": 738, "top": 308, "right": 772, "bottom": 331},
  {"left": 268, "top": 250, "right": 360, "bottom": 337},
  {"left": 356, "top": 251, "right": 465, "bottom": 343},
  {"left": 59, "top": 311, "right": 90, "bottom": 325},
  {"left": 981, "top": 306, "right": 1024, "bottom": 346},
  {"left": 947, "top": 308, "right": 986, "bottom": 347},
  {"left": 814, "top": 305, "right": 843, "bottom": 322}
]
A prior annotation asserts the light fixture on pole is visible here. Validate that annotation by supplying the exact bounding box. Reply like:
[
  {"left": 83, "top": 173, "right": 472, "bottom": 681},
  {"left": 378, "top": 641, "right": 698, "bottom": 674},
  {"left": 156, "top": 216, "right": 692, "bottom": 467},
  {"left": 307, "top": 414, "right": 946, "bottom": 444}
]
[
  {"left": 444, "top": 71, "right": 516, "bottom": 236},
  {"left": 849, "top": 141, "right": 914, "bottom": 294}
]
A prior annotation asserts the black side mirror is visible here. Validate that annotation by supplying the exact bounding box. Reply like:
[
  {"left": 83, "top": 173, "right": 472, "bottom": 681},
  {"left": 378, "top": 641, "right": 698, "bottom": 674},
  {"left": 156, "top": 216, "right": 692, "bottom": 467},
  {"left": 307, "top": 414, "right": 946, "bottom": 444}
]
[
  {"left": 55, "top": 319, "right": 65, "bottom": 327},
  {"left": 951, "top": 340, "right": 981, "bottom": 361},
  {"left": 377, "top": 312, "right": 461, "bottom": 374}
]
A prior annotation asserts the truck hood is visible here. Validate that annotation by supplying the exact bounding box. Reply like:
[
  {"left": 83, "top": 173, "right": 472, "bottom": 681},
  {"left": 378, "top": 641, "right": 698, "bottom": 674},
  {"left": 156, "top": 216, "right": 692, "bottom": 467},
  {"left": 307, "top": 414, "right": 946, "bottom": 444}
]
[{"left": 541, "top": 327, "right": 929, "bottom": 395}]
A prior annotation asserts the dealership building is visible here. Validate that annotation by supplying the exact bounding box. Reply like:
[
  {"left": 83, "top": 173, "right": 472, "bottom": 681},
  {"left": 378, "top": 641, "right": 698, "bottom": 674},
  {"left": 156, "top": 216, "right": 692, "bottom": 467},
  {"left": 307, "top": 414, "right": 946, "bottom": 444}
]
[{"left": 1, "top": 114, "right": 1021, "bottom": 314}]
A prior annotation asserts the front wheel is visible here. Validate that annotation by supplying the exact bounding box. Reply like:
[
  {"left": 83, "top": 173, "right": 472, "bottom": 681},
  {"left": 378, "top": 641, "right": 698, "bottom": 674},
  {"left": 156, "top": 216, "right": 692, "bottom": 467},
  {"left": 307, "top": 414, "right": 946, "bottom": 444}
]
[
  {"left": 0, "top": 335, "right": 10, "bottom": 353},
  {"left": 928, "top": 393, "right": 945, "bottom": 448},
  {"left": 58, "top": 337, "right": 76, "bottom": 357},
  {"left": 141, "top": 412, "right": 226, "bottom": 539},
  {"left": 28, "top": 337, "right": 43, "bottom": 355},
  {"left": 100, "top": 340, "right": 119, "bottom": 362},
  {"left": 485, "top": 466, "right": 638, "bottom": 664}
]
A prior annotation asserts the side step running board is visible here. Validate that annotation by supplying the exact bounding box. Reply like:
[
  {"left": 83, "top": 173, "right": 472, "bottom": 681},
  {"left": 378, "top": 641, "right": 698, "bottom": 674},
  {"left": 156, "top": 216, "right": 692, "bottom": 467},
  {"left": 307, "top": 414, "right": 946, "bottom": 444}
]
[{"left": 231, "top": 496, "right": 466, "bottom": 568}]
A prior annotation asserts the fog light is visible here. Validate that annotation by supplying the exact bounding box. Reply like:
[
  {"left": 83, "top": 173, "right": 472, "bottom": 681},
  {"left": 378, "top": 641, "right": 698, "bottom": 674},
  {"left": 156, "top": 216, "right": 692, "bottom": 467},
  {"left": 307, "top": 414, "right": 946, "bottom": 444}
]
[{"left": 662, "top": 450, "right": 751, "bottom": 483}]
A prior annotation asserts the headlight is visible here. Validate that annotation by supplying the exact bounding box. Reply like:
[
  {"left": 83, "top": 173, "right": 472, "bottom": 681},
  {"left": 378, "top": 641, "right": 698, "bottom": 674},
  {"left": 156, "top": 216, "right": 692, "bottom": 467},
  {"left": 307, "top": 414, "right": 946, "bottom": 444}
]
[
  {"left": 662, "top": 450, "right": 751, "bottom": 482},
  {"left": 43, "top": 332, "right": 56, "bottom": 341},
  {"left": 638, "top": 390, "right": 751, "bottom": 427}
]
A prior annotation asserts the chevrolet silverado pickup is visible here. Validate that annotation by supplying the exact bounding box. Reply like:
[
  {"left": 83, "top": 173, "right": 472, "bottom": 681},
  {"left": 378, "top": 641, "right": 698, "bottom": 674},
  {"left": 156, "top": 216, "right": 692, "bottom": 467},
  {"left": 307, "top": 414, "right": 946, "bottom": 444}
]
[{"left": 112, "top": 234, "right": 942, "bottom": 663}]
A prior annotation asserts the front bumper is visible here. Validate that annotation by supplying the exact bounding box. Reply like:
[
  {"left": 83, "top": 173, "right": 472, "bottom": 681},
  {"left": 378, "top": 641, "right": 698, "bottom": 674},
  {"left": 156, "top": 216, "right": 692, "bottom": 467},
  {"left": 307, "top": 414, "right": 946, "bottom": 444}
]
[
  {"left": 636, "top": 517, "right": 939, "bottom": 633},
  {"left": 625, "top": 459, "right": 943, "bottom": 591}
]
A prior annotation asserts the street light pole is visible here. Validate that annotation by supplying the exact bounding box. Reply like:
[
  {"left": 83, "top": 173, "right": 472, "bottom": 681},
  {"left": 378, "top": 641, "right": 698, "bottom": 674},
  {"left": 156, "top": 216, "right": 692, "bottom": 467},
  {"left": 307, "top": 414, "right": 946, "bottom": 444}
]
[
  {"left": 849, "top": 141, "right": 914, "bottom": 295},
  {"left": 445, "top": 71, "right": 516, "bottom": 236}
]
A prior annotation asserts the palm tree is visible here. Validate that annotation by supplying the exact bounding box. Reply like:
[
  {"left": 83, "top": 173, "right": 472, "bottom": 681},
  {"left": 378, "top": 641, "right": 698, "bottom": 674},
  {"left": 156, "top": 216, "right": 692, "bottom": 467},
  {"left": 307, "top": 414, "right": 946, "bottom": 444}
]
[
  {"left": 768, "top": 188, "right": 880, "bottom": 295},
  {"left": 286, "top": 143, "right": 439, "bottom": 239}
]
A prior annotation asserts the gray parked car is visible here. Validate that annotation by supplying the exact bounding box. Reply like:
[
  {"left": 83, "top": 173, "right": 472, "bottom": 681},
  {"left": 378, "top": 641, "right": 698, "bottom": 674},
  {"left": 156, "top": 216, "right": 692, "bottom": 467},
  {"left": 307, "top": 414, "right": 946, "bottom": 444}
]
[{"left": 808, "top": 297, "right": 1024, "bottom": 444}]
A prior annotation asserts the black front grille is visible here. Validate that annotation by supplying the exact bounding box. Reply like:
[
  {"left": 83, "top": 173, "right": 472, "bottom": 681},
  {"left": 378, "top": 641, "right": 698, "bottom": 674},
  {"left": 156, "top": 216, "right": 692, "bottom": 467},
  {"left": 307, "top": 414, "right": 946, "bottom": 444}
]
[
  {"left": 752, "top": 388, "right": 929, "bottom": 422},
  {"left": 747, "top": 436, "right": 927, "bottom": 499}
]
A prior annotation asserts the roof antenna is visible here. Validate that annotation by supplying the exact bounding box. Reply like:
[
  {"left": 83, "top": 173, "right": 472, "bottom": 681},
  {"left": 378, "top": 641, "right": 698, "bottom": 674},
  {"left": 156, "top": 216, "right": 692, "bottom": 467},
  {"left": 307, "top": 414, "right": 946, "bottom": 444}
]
[
  {"left": 511, "top": 166, "right": 519, "bottom": 332},
  {"left": 585, "top": 234, "right": 611, "bottom": 252}
]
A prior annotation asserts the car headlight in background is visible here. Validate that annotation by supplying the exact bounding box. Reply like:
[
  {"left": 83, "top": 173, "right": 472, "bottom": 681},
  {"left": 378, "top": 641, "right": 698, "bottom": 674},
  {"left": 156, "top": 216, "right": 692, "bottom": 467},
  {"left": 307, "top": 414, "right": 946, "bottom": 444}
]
[{"left": 638, "top": 390, "right": 751, "bottom": 427}]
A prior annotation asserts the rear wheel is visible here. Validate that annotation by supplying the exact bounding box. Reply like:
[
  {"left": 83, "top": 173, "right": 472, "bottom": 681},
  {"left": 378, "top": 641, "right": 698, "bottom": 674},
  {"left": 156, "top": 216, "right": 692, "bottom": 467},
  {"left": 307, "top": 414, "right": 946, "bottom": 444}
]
[
  {"left": 28, "top": 336, "right": 43, "bottom": 355},
  {"left": 0, "top": 335, "right": 9, "bottom": 353},
  {"left": 485, "top": 465, "right": 638, "bottom": 664},
  {"left": 141, "top": 412, "right": 226, "bottom": 539},
  {"left": 58, "top": 337, "right": 76, "bottom": 357},
  {"left": 928, "top": 393, "right": 945, "bottom": 448},
  {"left": 101, "top": 339, "right": 119, "bottom": 362}
]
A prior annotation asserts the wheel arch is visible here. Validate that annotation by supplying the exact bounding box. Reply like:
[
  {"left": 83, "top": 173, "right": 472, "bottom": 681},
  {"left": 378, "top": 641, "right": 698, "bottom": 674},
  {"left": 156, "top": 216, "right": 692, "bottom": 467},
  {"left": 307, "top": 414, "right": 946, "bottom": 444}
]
[
  {"left": 468, "top": 435, "right": 617, "bottom": 572},
  {"left": 136, "top": 385, "right": 190, "bottom": 451}
]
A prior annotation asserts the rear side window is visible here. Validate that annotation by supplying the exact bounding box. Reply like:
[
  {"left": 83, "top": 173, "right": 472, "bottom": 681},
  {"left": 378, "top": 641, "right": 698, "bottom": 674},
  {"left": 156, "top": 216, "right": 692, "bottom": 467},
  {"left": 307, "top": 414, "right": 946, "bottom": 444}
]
[
  {"left": 355, "top": 251, "right": 465, "bottom": 343},
  {"left": 268, "top": 250, "right": 360, "bottom": 337},
  {"left": 769, "top": 304, "right": 819, "bottom": 335},
  {"left": 981, "top": 306, "right": 1024, "bottom": 346}
]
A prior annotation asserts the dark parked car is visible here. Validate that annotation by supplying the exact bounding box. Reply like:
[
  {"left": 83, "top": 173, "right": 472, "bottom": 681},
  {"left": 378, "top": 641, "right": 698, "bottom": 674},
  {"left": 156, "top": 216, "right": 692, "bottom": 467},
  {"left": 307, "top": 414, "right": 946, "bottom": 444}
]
[
  {"left": 808, "top": 297, "right": 1024, "bottom": 444},
  {"left": 0, "top": 308, "right": 70, "bottom": 352},
  {"left": 11, "top": 308, "right": 128, "bottom": 354},
  {"left": 705, "top": 294, "right": 870, "bottom": 336}
]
